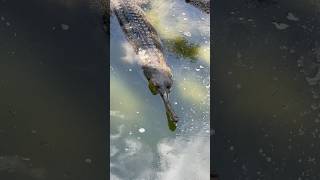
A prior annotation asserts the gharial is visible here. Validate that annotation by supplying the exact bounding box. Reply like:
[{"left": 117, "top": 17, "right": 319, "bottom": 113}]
[{"left": 107, "top": 0, "right": 210, "bottom": 130}]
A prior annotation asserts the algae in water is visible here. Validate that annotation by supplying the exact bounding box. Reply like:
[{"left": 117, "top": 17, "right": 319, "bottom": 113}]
[{"left": 166, "top": 37, "right": 200, "bottom": 61}]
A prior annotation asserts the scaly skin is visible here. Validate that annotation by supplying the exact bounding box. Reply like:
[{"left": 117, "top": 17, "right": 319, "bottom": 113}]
[{"left": 111, "top": 0, "right": 172, "bottom": 74}]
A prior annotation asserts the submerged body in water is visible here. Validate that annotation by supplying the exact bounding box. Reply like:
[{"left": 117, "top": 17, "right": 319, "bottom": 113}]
[{"left": 110, "top": 0, "right": 179, "bottom": 130}]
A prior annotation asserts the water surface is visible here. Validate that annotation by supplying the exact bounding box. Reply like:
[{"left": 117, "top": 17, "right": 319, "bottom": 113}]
[{"left": 110, "top": 0, "right": 210, "bottom": 179}]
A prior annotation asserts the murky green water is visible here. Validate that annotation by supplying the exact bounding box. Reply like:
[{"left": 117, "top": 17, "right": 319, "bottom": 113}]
[
  {"left": 110, "top": 0, "right": 210, "bottom": 179},
  {"left": 214, "top": 0, "right": 320, "bottom": 179},
  {"left": 0, "top": 0, "right": 107, "bottom": 179}
]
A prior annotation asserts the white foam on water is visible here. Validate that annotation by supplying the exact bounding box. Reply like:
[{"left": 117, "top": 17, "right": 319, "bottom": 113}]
[{"left": 156, "top": 133, "right": 210, "bottom": 180}]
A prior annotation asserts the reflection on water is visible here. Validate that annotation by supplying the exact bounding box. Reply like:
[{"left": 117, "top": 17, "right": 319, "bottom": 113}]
[
  {"left": 110, "top": 0, "right": 210, "bottom": 179},
  {"left": 214, "top": 0, "right": 320, "bottom": 179}
]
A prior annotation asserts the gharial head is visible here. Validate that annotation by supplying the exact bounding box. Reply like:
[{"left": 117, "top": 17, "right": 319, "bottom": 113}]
[
  {"left": 143, "top": 65, "right": 179, "bottom": 129},
  {"left": 143, "top": 66, "right": 173, "bottom": 98}
]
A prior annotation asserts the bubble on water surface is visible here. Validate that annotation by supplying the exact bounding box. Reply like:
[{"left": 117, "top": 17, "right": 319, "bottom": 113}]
[
  {"left": 183, "top": 31, "right": 192, "bottom": 37},
  {"left": 138, "top": 128, "right": 146, "bottom": 133}
]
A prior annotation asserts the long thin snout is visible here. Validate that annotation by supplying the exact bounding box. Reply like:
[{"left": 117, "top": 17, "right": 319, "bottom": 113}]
[{"left": 160, "top": 91, "right": 179, "bottom": 131}]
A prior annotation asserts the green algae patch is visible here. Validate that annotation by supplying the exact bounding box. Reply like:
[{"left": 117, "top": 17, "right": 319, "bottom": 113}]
[{"left": 166, "top": 37, "right": 200, "bottom": 61}]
